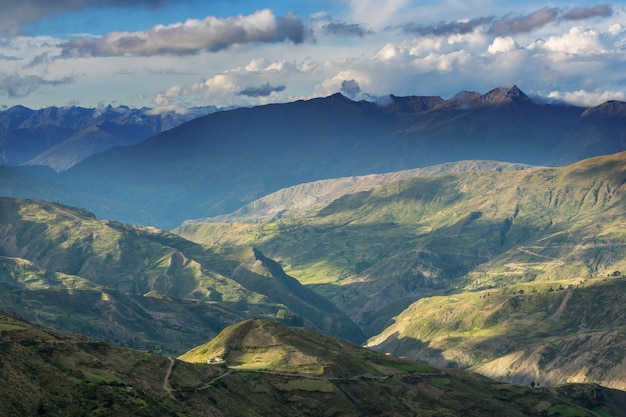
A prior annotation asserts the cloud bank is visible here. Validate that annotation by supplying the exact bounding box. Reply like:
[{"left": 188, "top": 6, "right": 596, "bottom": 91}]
[
  {"left": 0, "top": 2, "right": 624, "bottom": 110},
  {"left": 401, "top": 5, "right": 614, "bottom": 37},
  {"left": 59, "top": 9, "right": 305, "bottom": 57}
]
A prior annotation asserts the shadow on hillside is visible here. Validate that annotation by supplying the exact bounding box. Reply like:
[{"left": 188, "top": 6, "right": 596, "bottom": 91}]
[
  {"left": 368, "top": 279, "right": 626, "bottom": 391},
  {"left": 367, "top": 331, "right": 458, "bottom": 370},
  {"left": 258, "top": 196, "right": 590, "bottom": 327}
]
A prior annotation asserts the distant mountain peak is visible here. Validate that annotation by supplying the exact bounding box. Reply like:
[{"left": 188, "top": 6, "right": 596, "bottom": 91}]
[
  {"left": 506, "top": 85, "right": 527, "bottom": 98},
  {"left": 582, "top": 100, "right": 626, "bottom": 118},
  {"left": 450, "top": 90, "right": 482, "bottom": 103},
  {"left": 444, "top": 85, "right": 534, "bottom": 108},
  {"left": 385, "top": 94, "right": 445, "bottom": 113},
  {"left": 7, "top": 104, "right": 33, "bottom": 113},
  {"left": 480, "top": 85, "right": 532, "bottom": 104}
]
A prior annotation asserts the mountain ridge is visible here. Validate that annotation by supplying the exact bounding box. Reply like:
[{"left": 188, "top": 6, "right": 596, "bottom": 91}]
[
  {"left": 0, "top": 196, "right": 363, "bottom": 350},
  {"left": 181, "top": 160, "right": 537, "bottom": 225},
  {"left": 45, "top": 86, "right": 626, "bottom": 228},
  {"left": 0, "top": 103, "right": 219, "bottom": 171}
]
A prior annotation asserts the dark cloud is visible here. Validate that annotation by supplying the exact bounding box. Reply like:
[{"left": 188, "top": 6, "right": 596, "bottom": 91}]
[
  {"left": 277, "top": 12, "right": 306, "bottom": 44},
  {"left": 237, "top": 83, "right": 286, "bottom": 98},
  {"left": 489, "top": 7, "right": 559, "bottom": 35},
  {"left": 340, "top": 79, "right": 361, "bottom": 98},
  {"left": 563, "top": 4, "right": 613, "bottom": 21},
  {"left": 0, "top": 54, "right": 21, "bottom": 61},
  {"left": 0, "top": 72, "right": 75, "bottom": 97},
  {"left": 400, "top": 5, "right": 615, "bottom": 38},
  {"left": 25, "top": 52, "right": 52, "bottom": 68},
  {"left": 0, "top": 0, "right": 170, "bottom": 36},
  {"left": 402, "top": 16, "right": 494, "bottom": 36},
  {"left": 59, "top": 9, "right": 306, "bottom": 57},
  {"left": 323, "top": 22, "right": 374, "bottom": 38}
]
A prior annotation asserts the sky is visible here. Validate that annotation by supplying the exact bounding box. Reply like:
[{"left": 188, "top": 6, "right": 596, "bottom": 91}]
[{"left": 1, "top": 0, "right": 625, "bottom": 111}]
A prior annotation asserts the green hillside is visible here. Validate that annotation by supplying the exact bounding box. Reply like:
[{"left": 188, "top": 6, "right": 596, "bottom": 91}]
[
  {"left": 176, "top": 151, "right": 626, "bottom": 387},
  {"left": 177, "top": 152, "right": 626, "bottom": 329},
  {"left": 177, "top": 318, "right": 624, "bottom": 417},
  {"left": 0, "top": 312, "right": 187, "bottom": 416},
  {"left": 179, "top": 318, "right": 429, "bottom": 376},
  {"left": 5, "top": 313, "right": 622, "bottom": 417},
  {"left": 182, "top": 160, "right": 535, "bottom": 225},
  {"left": 0, "top": 197, "right": 362, "bottom": 351},
  {"left": 367, "top": 277, "right": 626, "bottom": 390}
]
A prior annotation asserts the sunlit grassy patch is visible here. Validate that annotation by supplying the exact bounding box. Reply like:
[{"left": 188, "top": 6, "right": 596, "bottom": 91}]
[{"left": 0, "top": 323, "right": 26, "bottom": 333}]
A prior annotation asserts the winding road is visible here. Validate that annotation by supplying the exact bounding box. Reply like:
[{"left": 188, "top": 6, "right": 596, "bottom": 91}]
[{"left": 163, "top": 357, "right": 175, "bottom": 398}]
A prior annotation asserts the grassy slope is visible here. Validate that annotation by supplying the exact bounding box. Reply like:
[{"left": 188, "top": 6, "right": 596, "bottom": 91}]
[
  {"left": 0, "top": 197, "right": 362, "bottom": 351},
  {"left": 177, "top": 152, "right": 626, "bottom": 328},
  {"left": 176, "top": 318, "right": 621, "bottom": 417},
  {"left": 0, "top": 313, "right": 188, "bottom": 416},
  {"left": 0, "top": 281, "right": 245, "bottom": 353},
  {"left": 182, "top": 160, "right": 535, "bottom": 225},
  {"left": 5, "top": 312, "right": 620, "bottom": 417},
  {"left": 176, "top": 152, "right": 626, "bottom": 389},
  {"left": 178, "top": 318, "right": 427, "bottom": 376},
  {"left": 366, "top": 277, "right": 626, "bottom": 390}
]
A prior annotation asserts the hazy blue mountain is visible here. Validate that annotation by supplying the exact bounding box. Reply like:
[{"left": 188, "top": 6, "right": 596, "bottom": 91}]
[
  {"left": 46, "top": 86, "right": 625, "bottom": 229},
  {"left": 0, "top": 104, "right": 219, "bottom": 171}
]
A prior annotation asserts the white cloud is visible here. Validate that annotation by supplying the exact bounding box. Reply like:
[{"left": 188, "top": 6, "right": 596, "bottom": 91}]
[
  {"left": 152, "top": 62, "right": 300, "bottom": 108},
  {"left": 194, "top": 74, "right": 239, "bottom": 98},
  {"left": 315, "top": 69, "right": 371, "bottom": 97},
  {"left": 488, "top": 36, "right": 518, "bottom": 54},
  {"left": 376, "top": 43, "right": 402, "bottom": 61},
  {"left": 547, "top": 89, "right": 626, "bottom": 107},
  {"left": 59, "top": 9, "right": 305, "bottom": 57},
  {"left": 531, "top": 26, "right": 606, "bottom": 54},
  {"left": 608, "top": 23, "right": 623, "bottom": 36}
]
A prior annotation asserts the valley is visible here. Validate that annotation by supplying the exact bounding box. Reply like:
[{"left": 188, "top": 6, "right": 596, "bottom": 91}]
[
  {"left": 0, "top": 88, "right": 625, "bottom": 415},
  {"left": 176, "top": 150, "right": 626, "bottom": 389},
  {"left": 3, "top": 0, "right": 626, "bottom": 414}
]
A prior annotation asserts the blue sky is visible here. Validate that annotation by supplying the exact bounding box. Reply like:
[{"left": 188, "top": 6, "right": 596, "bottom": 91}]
[{"left": 1, "top": 0, "right": 625, "bottom": 110}]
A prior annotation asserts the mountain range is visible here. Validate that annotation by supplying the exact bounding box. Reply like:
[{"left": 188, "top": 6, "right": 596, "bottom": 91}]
[
  {"left": 0, "top": 104, "right": 219, "bottom": 172},
  {"left": 1, "top": 86, "right": 626, "bottom": 414},
  {"left": 1, "top": 86, "right": 625, "bottom": 229},
  {"left": 1, "top": 149, "right": 624, "bottom": 391}
]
